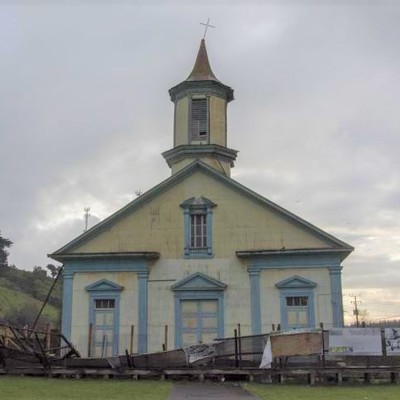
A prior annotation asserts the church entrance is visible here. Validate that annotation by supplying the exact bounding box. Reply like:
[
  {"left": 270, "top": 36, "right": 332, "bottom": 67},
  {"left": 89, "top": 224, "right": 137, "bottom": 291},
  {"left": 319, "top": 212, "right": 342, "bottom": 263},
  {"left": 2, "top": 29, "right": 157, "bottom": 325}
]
[
  {"left": 180, "top": 299, "right": 218, "bottom": 346},
  {"left": 92, "top": 299, "right": 116, "bottom": 357}
]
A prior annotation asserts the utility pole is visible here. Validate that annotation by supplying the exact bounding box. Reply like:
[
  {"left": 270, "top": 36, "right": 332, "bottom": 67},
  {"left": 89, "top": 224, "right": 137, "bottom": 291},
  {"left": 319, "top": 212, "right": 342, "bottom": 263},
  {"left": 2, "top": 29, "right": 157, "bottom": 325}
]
[
  {"left": 84, "top": 207, "right": 90, "bottom": 232},
  {"left": 349, "top": 294, "right": 362, "bottom": 327}
]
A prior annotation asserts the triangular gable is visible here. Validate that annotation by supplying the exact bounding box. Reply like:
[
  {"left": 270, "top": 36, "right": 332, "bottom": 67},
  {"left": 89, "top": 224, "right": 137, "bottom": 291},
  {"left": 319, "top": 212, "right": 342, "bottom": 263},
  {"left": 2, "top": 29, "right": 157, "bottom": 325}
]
[
  {"left": 50, "top": 160, "right": 353, "bottom": 257},
  {"left": 275, "top": 275, "right": 317, "bottom": 289},
  {"left": 171, "top": 272, "right": 227, "bottom": 291},
  {"left": 85, "top": 279, "right": 124, "bottom": 292}
]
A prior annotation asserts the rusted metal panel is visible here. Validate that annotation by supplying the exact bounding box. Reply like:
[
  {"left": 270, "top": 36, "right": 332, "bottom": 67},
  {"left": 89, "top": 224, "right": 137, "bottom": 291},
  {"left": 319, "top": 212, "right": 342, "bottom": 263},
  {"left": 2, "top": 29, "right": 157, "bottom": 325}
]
[{"left": 271, "top": 331, "right": 322, "bottom": 357}]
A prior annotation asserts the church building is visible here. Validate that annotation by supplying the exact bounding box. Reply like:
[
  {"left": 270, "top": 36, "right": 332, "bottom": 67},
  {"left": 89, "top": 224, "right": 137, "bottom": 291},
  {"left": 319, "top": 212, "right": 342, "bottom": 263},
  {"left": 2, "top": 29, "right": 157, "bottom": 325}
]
[{"left": 50, "top": 40, "right": 353, "bottom": 357}]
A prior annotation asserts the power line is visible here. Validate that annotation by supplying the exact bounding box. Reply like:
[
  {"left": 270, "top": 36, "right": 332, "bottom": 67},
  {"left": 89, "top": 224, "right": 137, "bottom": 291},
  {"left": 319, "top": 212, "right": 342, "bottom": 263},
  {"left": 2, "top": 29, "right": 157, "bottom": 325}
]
[{"left": 349, "top": 294, "right": 362, "bottom": 327}]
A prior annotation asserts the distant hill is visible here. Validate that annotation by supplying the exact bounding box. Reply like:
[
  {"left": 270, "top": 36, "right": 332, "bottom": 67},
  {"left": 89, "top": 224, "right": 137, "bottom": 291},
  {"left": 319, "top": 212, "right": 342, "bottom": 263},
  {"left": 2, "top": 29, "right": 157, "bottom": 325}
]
[{"left": 0, "top": 266, "right": 61, "bottom": 329}]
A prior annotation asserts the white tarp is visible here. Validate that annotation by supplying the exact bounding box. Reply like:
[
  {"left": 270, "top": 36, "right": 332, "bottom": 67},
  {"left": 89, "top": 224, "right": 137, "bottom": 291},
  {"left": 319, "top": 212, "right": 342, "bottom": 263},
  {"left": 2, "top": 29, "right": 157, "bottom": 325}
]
[
  {"left": 328, "top": 328, "right": 382, "bottom": 356},
  {"left": 259, "top": 337, "right": 272, "bottom": 369}
]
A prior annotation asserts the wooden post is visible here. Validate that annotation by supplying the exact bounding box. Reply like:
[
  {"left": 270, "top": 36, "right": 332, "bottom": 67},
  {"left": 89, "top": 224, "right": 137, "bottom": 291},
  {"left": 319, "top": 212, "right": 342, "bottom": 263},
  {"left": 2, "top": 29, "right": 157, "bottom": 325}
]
[
  {"left": 88, "top": 323, "right": 93, "bottom": 357},
  {"left": 391, "top": 372, "right": 399, "bottom": 385},
  {"left": 237, "top": 323, "right": 242, "bottom": 366},
  {"left": 46, "top": 324, "right": 51, "bottom": 351},
  {"left": 4, "top": 325, "right": 10, "bottom": 347},
  {"left": 101, "top": 334, "right": 107, "bottom": 358},
  {"left": 309, "top": 372, "right": 316, "bottom": 386},
  {"left": 130, "top": 325, "right": 134, "bottom": 354},
  {"left": 320, "top": 323, "right": 325, "bottom": 368},
  {"left": 381, "top": 328, "right": 387, "bottom": 357},
  {"left": 164, "top": 325, "right": 168, "bottom": 352},
  {"left": 234, "top": 329, "right": 239, "bottom": 368}
]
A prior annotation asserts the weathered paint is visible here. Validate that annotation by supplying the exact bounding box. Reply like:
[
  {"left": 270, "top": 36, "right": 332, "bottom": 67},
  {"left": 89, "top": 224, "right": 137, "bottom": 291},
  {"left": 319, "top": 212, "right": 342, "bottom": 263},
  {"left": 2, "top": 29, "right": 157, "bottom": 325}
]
[
  {"left": 70, "top": 271, "right": 138, "bottom": 355},
  {"left": 60, "top": 167, "right": 347, "bottom": 353},
  {"left": 72, "top": 170, "right": 330, "bottom": 257},
  {"left": 209, "top": 96, "right": 227, "bottom": 147},
  {"left": 259, "top": 268, "right": 333, "bottom": 331},
  {"left": 170, "top": 157, "right": 231, "bottom": 176},
  {"left": 174, "top": 97, "right": 189, "bottom": 146}
]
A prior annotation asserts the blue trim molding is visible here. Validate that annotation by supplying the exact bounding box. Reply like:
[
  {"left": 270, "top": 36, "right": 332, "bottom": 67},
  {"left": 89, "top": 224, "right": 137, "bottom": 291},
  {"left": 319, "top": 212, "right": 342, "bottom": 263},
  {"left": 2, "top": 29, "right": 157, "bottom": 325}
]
[
  {"left": 61, "top": 270, "right": 74, "bottom": 340},
  {"left": 247, "top": 251, "right": 344, "bottom": 334},
  {"left": 61, "top": 258, "right": 150, "bottom": 353},
  {"left": 86, "top": 279, "right": 123, "bottom": 356},
  {"left": 172, "top": 272, "right": 227, "bottom": 348},
  {"left": 137, "top": 271, "right": 149, "bottom": 353},
  {"left": 249, "top": 270, "right": 261, "bottom": 335},
  {"left": 180, "top": 196, "right": 216, "bottom": 258},
  {"left": 329, "top": 266, "right": 344, "bottom": 327},
  {"left": 276, "top": 276, "right": 317, "bottom": 330},
  {"left": 276, "top": 275, "right": 317, "bottom": 289}
]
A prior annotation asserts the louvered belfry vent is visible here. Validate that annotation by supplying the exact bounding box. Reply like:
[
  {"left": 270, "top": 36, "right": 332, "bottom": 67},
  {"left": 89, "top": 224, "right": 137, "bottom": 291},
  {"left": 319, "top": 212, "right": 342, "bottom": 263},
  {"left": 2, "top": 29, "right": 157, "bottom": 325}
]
[{"left": 191, "top": 98, "right": 208, "bottom": 140}]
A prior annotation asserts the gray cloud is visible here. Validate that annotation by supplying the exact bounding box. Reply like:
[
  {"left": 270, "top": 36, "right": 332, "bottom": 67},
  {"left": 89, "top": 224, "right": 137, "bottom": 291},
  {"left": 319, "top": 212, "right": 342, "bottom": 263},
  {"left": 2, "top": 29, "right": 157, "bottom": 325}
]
[{"left": 1, "top": 2, "right": 400, "bottom": 319}]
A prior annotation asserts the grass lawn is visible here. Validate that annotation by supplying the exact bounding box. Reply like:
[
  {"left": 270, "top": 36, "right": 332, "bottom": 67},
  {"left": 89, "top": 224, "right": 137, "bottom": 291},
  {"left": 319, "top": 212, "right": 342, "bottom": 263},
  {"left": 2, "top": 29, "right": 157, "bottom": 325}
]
[
  {"left": 246, "top": 383, "right": 400, "bottom": 400},
  {"left": 0, "top": 377, "right": 172, "bottom": 400}
]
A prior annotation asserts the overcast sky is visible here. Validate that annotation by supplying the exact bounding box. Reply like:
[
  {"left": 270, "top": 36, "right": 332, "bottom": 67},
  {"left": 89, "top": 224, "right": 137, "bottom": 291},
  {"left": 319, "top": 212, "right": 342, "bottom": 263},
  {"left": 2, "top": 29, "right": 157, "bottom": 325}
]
[{"left": 1, "top": 1, "right": 400, "bottom": 323}]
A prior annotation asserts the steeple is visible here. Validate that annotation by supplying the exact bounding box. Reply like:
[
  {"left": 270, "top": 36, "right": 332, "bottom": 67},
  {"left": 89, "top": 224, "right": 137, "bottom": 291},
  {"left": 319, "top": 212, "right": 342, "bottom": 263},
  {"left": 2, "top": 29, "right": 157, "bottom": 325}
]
[
  {"left": 163, "top": 40, "right": 237, "bottom": 176},
  {"left": 186, "top": 39, "right": 219, "bottom": 82}
]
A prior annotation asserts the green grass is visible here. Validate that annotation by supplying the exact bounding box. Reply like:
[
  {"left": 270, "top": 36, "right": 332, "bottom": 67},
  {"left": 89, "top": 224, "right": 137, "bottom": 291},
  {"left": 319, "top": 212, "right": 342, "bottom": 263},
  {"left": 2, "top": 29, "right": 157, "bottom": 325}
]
[
  {"left": 0, "top": 279, "right": 59, "bottom": 324},
  {"left": 2, "top": 377, "right": 400, "bottom": 400},
  {"left": 246, "top": 383, "right": 400, "bottom": 400},
  {"left": 0, "top": 377, "right": 172, "bottom": 400}
]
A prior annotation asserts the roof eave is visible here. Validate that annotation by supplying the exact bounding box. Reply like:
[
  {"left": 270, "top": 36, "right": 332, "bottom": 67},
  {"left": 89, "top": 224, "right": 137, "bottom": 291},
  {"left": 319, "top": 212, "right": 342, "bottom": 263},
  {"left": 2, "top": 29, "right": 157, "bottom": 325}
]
[
  {"left": 236, "top": 247, "right": 353, "bottom": 262},
  {"left": 49, "top": 251, "right": 160, "bottom": 263}
]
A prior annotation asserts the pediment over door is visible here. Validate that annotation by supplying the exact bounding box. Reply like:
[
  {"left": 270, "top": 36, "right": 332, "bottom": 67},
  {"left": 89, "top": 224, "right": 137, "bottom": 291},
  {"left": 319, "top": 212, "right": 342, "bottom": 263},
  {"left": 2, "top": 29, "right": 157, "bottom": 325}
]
[
  {"left": 171, "top": 272, "right": 227, "bottom": 291},
  {"left": 85, "top": 279, "right": 124, "bottom": 292},
  {"left": 275, "top": 275, "right": 317, "bottom": 289}
]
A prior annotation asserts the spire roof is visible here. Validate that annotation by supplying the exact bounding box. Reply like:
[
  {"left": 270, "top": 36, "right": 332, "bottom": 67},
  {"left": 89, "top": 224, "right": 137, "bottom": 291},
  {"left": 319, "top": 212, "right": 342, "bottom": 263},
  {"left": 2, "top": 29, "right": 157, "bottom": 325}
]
[{"left": 186, "top": 39, "right": 219, "bottom": 82}]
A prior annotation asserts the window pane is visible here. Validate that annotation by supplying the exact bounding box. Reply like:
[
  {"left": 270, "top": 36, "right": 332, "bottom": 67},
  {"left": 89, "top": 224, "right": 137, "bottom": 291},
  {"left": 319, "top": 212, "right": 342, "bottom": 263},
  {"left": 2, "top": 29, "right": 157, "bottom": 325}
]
[
  {"left": 95, "top": 299, "right": 115, "bottom": 309},
  {"left": 286, "top": 296, "right": 308, "bottom": 308},
  {"left": 190, "top": 211, "right": 207, "bottom": 249}
]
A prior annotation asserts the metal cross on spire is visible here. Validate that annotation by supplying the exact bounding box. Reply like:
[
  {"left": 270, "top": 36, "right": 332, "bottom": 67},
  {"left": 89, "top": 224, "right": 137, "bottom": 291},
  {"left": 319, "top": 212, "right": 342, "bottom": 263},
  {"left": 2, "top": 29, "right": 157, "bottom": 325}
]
[{"left": 200, "top": 18, "right": 215, "bottom": 39}]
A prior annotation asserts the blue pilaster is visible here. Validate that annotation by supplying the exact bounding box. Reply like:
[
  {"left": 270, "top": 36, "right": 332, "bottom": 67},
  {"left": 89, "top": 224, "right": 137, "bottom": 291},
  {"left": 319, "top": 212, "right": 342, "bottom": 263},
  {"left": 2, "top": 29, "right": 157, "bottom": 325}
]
[
  {"left": 138, "top": 270, "right": 149, "bottom": 353},
  {"left": 207, "top": 208, "right": 213, "bottom": 255},
  {"left": 249, "top": 268, "right": 261, "bottom": 334},
  {"left": 183, "top": 209, "right": 190, "bottom": 256},
  {"left": 61, "top": 268, "right": 74, "bottom": 340},
  {"left": 329, "top": 266, "right": 344, "bottom": 327}
]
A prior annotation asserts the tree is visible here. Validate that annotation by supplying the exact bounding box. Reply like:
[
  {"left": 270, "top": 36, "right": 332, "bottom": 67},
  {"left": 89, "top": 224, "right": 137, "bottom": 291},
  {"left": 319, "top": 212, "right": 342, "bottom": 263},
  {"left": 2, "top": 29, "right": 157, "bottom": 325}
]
[
  {"left": 0, "top": 230, "right": 13, "bottom": 269},
  {"left": 45, "top": 263, "right": 62, "bottom": 279}
]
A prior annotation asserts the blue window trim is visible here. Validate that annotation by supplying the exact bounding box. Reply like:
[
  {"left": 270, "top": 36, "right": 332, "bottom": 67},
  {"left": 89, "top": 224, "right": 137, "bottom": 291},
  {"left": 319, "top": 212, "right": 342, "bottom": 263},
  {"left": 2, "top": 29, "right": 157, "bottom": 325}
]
[
  {"left": 275, "top": 275, "right": 317, "bottom": 331},
  {"left": 86, "top": 279, "right": 123, "bottom": 357},
  {"left": 173, "top": 291, "right": 224, "bottom": 348},
  {"left": 61, "top": 259, "right": 149, "bottom": 353},
  {"left": 172, "top": 272, "right": 226, "bottom": 348},
  {"left": 247, "top": 252, "right": 344, "bottom": 334},
  {"left": 279, "top": 289, "right": 315, "bottom": 331},
  {"left": 180, "top": 197, "right": 216, "bottom": 258}
]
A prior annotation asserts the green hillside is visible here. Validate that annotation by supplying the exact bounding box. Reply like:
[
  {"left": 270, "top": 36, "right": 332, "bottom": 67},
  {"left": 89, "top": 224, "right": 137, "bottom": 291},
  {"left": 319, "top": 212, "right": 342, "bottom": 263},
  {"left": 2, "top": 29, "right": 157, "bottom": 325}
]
[{"left": 0, "top": 268, "right": 61, "bottom": 329}]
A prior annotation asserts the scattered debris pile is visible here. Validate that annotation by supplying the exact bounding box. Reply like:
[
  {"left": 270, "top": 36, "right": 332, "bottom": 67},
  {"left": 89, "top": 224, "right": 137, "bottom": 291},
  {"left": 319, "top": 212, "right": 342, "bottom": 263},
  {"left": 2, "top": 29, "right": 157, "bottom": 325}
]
[{"left": 0, "top": 324, "right": 80, "bottom": 370}]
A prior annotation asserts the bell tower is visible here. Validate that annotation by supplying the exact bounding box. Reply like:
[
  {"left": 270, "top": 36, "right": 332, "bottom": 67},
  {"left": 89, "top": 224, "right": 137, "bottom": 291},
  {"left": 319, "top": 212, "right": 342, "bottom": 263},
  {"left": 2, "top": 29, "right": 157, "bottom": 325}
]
[{"left": 162, "top": 40, "right": 238, "bottom": 176}]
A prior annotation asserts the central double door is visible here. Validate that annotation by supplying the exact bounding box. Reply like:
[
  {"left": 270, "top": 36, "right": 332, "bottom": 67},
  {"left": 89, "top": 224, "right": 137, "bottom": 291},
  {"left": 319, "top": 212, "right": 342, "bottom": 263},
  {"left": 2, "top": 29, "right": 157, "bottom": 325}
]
[{"left": 180, "top": 299, "right": 219, "bottom": 347}]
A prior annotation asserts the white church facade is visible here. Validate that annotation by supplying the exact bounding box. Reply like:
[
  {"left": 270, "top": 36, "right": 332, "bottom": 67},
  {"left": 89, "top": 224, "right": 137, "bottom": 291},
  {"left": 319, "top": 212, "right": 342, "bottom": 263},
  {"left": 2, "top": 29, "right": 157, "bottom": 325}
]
[{"left": 50, "top": 40, "right": 353, "bottom": 357}]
